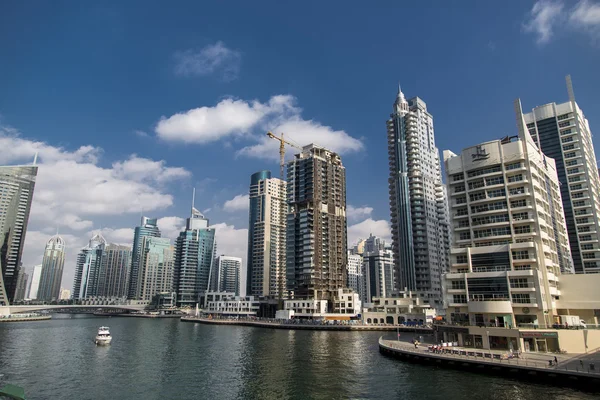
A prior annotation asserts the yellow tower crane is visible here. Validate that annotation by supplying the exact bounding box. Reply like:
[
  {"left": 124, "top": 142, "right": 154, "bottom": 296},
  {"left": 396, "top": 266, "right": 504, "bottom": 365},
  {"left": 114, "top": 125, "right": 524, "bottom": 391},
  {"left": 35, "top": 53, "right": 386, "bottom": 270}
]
[{"left": 266, "top": 131, "right": 302, "bottom": 180}]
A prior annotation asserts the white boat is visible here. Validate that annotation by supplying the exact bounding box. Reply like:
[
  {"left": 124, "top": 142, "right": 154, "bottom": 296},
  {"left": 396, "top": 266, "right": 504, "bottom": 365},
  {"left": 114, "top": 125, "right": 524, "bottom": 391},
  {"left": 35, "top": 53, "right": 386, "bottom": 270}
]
[{"left": 95, "top": 326, "right": 112, "bottom": 345}]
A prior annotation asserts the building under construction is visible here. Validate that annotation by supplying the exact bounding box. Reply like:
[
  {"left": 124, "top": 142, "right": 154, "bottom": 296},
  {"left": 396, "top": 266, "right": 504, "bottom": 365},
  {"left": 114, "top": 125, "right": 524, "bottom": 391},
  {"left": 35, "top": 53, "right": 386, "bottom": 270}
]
[{"left": 286, "top": 144, "right": 347, "bottom": 300}]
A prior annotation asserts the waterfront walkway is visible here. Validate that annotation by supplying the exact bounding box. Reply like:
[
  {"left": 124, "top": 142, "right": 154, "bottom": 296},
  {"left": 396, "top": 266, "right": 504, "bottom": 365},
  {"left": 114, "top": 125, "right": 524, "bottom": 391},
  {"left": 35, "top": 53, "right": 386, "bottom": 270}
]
[
  {"left": 181, "top": 316, "right": 433, "bottom": 332},
  {"left": 379, "top": 338, "right": 600, "bottom": 391}
]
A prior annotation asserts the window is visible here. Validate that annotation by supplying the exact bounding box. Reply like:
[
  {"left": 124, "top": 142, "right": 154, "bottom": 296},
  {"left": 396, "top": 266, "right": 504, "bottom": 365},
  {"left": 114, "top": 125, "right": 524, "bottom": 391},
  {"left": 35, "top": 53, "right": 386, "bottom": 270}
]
[
  {"left": 563, "top": 144, "right": 575, "bottom": 151},
  {"left": 470, "top": 192, "right": 486, "bottom": 202},
  {"left": 581, "top": 244, "right": 594, "bottom": 250},
  {"left": 452, "top": 295, "right": 467, "bottom": 304},
  {"left": 558, "top": 121, "right": 571, "bottom": 128},
  {"left": 458, "top": 220, "right": 470, "bottom": 228},
  {"left": 574, "top": 209, "right": 589, "bottom": 216},
  {"left": 456, "top": 255, "right": 468, "bottom": 264},
  {"left": 510, "top": 278, "right": 530, "bottom": 288},
  {"left": 511, "top": 199, "right": 527, "bottom": 208},
  {"left": 557, "top": 113, "right": 571, "bottom": 120},
  {"left": 564, "top": 152, "right": 577, "bottom": 158},
  {"left": 452, "top": 174, "right": 464, "bottom": 182},
  {"left": 471, "top": 201, "right": 507, "bottom": 214},
  {"left": 456, "top": 197, "right": 467, "bottom": 205},
  {"left": 451, "top": 280, "right": 466, "bottom": 290},
  {"left": 567, "top": 168, "right": 580, "bottom": 175},
  {"left": 473, "top": 227, "right": 511, "bottom": 238},
  {"left": 509, "top": 187, "right": 525, "bottom": 195},
  {"left": 566, "top": 159, "right": 578, "bottom": 166},
  {"left": 512, "top": 294, "right": 532, "bottom": 304},
  {"left": 486, "top": 176, "right": 504, "bottom": 185},
  {"left": 487, "top": 189, "right": 506, "bottom": 198},
  {"left": 512, "top": 212, "right": 529, "bottom": 221},
  {"left": 468, "top": 180, "right": 485, "bottom": 190},
  {"left": 561, "top": 128, "right": 573, "bottom": 135},
  {"left": 459, "top": 232, "right": 471, "bottom": 240},
  {"left": 571, "top": 184, "right": 583, "bottom": 191},
  {"left": 526, "top": 122, "right": 535, "bottom": 128},
  {"left": 514, "top": 225, "right": 531, "bottom": 234},
  {"left": 576, "top": 217, "right": 589, "bottom": 224},
  {"left": 467, "top": 165, "right": 502, "bottom": 178},
  {"left": 505, "top": 162, "right": 522, "bottom": 170},
  {"left": 471, "top": 214, "right": 509, "bottom": 226},
  {"left": 573, "top": 200, "right": 585, "bottom": 207},
  {"left": 582, "top": 253, "right": 598, "bottom": 260},
  {"left": 454, "top": 185, "right": 465, "bottom": 193},
  {"left": 512, "top": 250, "right": 530, "bottom": 260},
  {"left": 507, "top": 174, "right": 523, "bottom": 183},
  {"left": 456, "top": 208, "right": 468, "bottom": 216}
]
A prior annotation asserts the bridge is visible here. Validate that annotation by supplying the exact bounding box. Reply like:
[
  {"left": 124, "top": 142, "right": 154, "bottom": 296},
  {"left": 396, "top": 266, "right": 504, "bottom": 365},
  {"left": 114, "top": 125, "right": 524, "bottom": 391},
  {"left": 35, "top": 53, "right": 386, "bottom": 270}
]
[{"left": 0, "top": 304, "right": 148, "bottom": 316}]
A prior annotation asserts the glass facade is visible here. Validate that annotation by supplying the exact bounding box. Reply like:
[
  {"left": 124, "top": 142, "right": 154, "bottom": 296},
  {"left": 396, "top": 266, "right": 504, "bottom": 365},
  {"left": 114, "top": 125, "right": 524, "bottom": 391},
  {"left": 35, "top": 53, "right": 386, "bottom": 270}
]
[
  {"left": 0, "top": 164, "right": 38, "bottom": 305},
  {"left": 128, "top": 216, "right": 161, "bottom": 299},
  {"left": 37, "top": 235, "right": 66, "bottom": 301}
]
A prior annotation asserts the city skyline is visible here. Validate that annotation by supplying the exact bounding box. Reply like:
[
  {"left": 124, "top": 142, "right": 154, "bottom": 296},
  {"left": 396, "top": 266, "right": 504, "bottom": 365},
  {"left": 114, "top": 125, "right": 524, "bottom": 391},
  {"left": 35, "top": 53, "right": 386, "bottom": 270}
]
[{"left": 1, "top": 2, "right": 599, "bottom": 296}]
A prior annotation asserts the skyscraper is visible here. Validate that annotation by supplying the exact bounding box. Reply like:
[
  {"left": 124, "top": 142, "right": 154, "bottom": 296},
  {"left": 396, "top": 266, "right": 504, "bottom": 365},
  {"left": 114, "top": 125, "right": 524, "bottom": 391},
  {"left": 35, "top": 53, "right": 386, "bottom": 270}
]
[
  {"left": 246, "top": 170, "right": 287, "bottom": 298},
  {"left": 72, "top": 233, "right": 106, "bottom": 300},
  {"left": 128, "top": 216, "right": 161, "bottom": 299},
  {"left": 173, "top": 203, "right": 217, "bottom": 308},
  {"left": 520, "top": 76, "right": 600, "bottom": 274},
  {"left": 0, "top": 163, "right": 38, "bottom": 305},
  {"left": 37, "top": 235, "right": 66, "bottom": 301},
  {"left": 347, "top": 252, "right": 364, "bottom": 303},
  {"left": 386, "top": 86, "right": 450, "bottom": 308},
  {"left": 138, "top": 237, "right": 173, "bottom": 302},
  {"left": 214, "top": 255, "right": 241, "bottom": 295},
  {"left": 286, "top": 144, "right": 347, "bottom": 300},
  {"left": 26, "top": 264, "right": 42, "bottom": 300},
  {"left": 98, "top": 244, "right": 131, "bottom": 298},
  {"left": 13, "top": 268, "right": 28, "bottom": 302}
]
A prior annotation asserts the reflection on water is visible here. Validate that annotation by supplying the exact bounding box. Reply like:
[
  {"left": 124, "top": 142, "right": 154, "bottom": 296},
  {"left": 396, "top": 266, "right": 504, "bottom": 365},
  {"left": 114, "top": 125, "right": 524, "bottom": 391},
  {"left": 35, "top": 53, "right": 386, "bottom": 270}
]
[{"left": 0, "top": 316, "right": 596, "bottom": 400}]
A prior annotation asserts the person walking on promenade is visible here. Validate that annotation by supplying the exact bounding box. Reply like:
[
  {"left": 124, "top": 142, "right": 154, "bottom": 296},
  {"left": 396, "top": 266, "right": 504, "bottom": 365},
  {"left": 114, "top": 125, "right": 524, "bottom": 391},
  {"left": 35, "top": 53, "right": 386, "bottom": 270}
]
[{"left": 554, "top": 356, "right": 558, "bottom": 365}]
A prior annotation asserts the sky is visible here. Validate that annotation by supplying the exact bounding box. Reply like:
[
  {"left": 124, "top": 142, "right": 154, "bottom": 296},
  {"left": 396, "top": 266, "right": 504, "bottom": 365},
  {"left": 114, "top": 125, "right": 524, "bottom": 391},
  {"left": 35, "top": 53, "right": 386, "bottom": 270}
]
[{"left": 1, "top": 1, "right": 600, "bottom": 291}]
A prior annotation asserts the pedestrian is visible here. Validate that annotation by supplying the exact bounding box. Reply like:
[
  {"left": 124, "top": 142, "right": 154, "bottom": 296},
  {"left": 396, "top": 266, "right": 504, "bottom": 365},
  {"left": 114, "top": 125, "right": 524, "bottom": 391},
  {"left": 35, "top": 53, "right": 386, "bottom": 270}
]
[
  {"left": 580, "top": 360, "right": 584, "bottom": 368},
  {"left": 554, "top": 356, "right": 558, "bottom": 365}
]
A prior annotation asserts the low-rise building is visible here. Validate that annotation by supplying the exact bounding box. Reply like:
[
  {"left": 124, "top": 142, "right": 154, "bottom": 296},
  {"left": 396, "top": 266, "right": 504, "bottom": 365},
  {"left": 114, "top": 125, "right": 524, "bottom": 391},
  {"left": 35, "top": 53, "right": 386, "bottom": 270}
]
[
  {"left": 205, "top": 292, "right": 259, "bottom": 317},
  {"left": 362, "top": 291, "right": 435, "bottom": 325}
]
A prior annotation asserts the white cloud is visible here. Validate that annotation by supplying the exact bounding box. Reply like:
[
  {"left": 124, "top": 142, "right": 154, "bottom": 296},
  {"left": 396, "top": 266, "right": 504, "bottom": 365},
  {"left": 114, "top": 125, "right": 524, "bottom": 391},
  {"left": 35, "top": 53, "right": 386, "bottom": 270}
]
[
  {"left": 157, "top": 216, "right": 186, "bottom": 240},
  {"left": 523, "top": 0, "right": 565, "bottom": 44},
  {"left": 133, "top": 130, "right": 148, "bottom": 137},
  {"left": 570, "top": 0, "right": 600, "bottom": 39},
  {"left": 211, "top": 222, "right": 248, "bottom": 296},
  {"left": 523, "top": 0, "right": 600, "bottom": 44},
  {"left": 95, "top": 227, "right": 135, "bottom": 246},
  {"left": 346, "top": 205, "right": 374, "bottom": 222},
  {"left": 223, "top": 194, "right": 249, "bottom": 212},
  {"left": 155, "top": 94, "right": 363, "bottom": 160},
  {"left": 112, "top": 155, "right": 191, "bottom": 184},
  {"left": 237, "top": 116, "right": 363, "bottom": 162},
  {"left": 347, "top": 218, "right": 392, "bottom": 247},
  {"left": 155, "top": 95, "right": 296, "bottom": 144},
  {"left": 1, "top": 129, "right": 190, "bottom": 232},
  {"left": 174, "top": 41, "right": 241, "bottom": 81}
]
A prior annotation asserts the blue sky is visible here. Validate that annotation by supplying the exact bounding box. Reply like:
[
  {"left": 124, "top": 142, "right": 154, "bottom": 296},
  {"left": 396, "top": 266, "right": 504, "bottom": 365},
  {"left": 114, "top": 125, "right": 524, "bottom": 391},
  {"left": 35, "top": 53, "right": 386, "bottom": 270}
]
[{"left": 1, "top": 1, "right": 600, "bottom": 288}]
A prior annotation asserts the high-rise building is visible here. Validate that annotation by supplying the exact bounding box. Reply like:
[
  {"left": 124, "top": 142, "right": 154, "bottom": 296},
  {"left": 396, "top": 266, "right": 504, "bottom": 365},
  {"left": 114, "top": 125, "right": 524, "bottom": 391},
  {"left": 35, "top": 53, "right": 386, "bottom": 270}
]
[
  {"left": 0, "top": 163, "right": 38, "bottom": 305},
  {"left": 246, "top": 170, "right": 287, "bottom": 298},
  {"left": 214, "top": 255, "right": 241, "bottom": 295},
  {"left": 128, "top": 217, "right": 161, "bottom": 299},
  {"left": 443, "top": 118, "right": 572, "bottom": 328},
  {"left": 386, "top": 86, "right": 450, "bottom": 309},
  {"left": 13, "top": 268, "right": 28, "bottom": 302},
  {"left": 139, "top": 237, "right": 173, "bottom": 302},
  {"left": 37, "top": 235, "right": 66, "bottom": 301},
  {"left": 26, "top": 264, "right": 42, "bottom": 300},
  {"left": 349, "top": 239, "right": 366, "bottom": 256},
  {"left": 72, "top": 233, "right": 106, "bottom": 300},
  {"left": 521, "top": 76, "right": 600, "bottom": 274},
  {"left": 98, "top": 244, "right": 131, "bottom": 298},
  {"left": 347, "top": 252, "right": 364, "bottom": 303},
  {"left": 173, "top": 204, "right": 217, "bottom": 308},
  {"left": 363, "top": 246, "right": 394, "bottom": 302},
  {"left": 286, "top": 144, "right": 347, "bottom": 300}
]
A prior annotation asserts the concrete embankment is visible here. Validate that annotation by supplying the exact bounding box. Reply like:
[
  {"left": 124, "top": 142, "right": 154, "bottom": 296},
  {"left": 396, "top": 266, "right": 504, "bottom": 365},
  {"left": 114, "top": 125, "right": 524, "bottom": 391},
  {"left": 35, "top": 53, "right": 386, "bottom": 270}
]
[
  {"left": 0, "top": 315, "right": 51, "bottom": 323},
  {"left": 181, "top": 317, "right": 433, "bottom": 333},
  {"left": 379, "top": 337, "right": 600, "bottom": 392}
]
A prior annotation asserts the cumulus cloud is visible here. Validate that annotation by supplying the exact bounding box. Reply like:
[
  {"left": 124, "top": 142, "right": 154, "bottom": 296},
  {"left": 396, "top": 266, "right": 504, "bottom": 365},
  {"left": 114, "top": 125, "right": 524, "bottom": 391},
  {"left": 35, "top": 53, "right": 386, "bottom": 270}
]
[
  {"left": 523, "top": 0, "right": 600, "bottom": 44},
  {"left": 174, "top": 41, "right": 241, "bottom": 81},
  {"left": 223, "top": 194, "right": 249, "bottom": 212},
  {"left": 346, "top": 205, "right": 374, "bottom": 222},
  {"left": 155, "top": 95, "right": 296, "bottom": 144},
  {"left": 155, "top": 94, "right": 363, "bottom": 159},
  {"left": 157, "top": 216, "right": 186, "bottom": 240},
  {"left": 347, "top": 218, "right": 392, "bottom": 247},
  {"left": 1, "top": 129, "right": 190, "bottom": 231}
]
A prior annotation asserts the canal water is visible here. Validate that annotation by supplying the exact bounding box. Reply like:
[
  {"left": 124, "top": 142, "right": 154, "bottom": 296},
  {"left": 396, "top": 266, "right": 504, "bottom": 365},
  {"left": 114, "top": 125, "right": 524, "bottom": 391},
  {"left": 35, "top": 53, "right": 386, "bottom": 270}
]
[{"left": 0, "top": 315, "right": 594, "bottom": 400}]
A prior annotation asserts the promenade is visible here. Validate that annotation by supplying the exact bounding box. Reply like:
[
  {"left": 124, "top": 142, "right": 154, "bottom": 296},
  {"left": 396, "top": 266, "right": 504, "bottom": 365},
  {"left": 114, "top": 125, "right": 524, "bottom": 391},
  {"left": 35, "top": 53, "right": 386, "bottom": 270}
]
[
  {"left": 181, "top": 316, "right": 433, "bottom": 332},
  {"left": 0, "top": 314, "right": 51, "bottom": 323},
  {"left": 379, "top": 338, "right": 600, "bottom": 391}
]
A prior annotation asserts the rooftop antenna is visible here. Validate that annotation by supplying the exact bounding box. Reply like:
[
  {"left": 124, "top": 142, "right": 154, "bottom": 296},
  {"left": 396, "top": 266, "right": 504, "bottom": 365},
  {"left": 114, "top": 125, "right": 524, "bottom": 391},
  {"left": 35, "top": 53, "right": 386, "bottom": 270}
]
[
  {"left": 191, "top": 187, "right": 196, "bottom": 216},
  {"left": 566, "top": 75, "right": 576, "bottom": 103},
  {"left": 33, "top": 152, "right": 38, "bottom": 165}
]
